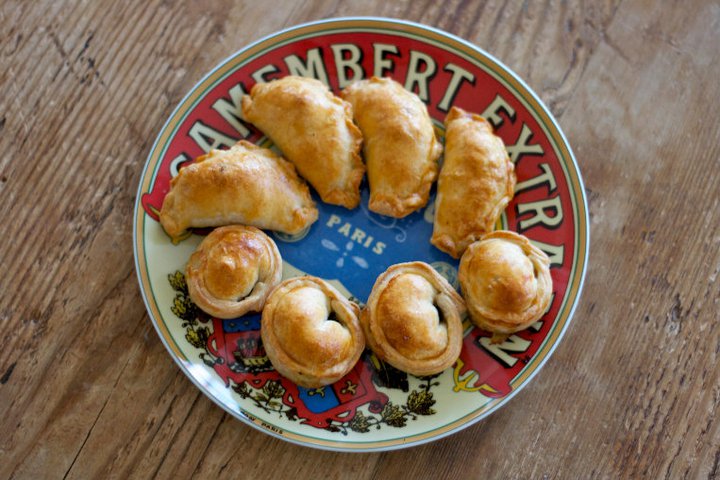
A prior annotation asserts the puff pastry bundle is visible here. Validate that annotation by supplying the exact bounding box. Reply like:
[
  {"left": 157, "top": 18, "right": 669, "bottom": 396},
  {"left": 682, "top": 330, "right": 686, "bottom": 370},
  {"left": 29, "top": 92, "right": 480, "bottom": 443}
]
[
  {"left": 186, "top": 225, "right": 282, "bottom": 319},
  {"left": 242, "top": 76, "right": 364, "bottom": 209},
  {"left": 342, "top": 77, "right": 442, "bottom": 218},
  {"left": 431, "top": 107, "right": 515, "bottom": 258},
  {"left": 361, "top": 262, "right": 466, "bottom": 376},
  {"left": 459, "top": 231, "right": 552, "bottom": 342},
  {"left": 157, "top": 74, "right": 557, "bottom": 386},
  {"left": 159, "top": 141, "right": 318, "bottom": 241},
  {"left": 261, "top": 276, "right": 365, "bottom": 388}
]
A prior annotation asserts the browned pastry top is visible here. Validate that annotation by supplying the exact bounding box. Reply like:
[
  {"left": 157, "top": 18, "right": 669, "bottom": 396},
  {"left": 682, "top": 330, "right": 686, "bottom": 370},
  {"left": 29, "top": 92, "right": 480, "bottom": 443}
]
[
  {"left": 186, "top": 225, "right": 283, "bottom": 319},
  {"left": 261, "top": 276, "right": 364, "bottom": 388},
  {"left": 341, "top": 77, "right": 442, "bottom": 218},
  {"left": 361, "top": 262, "right": 466, "bottom": 376},
  {"left": 431, "top": 106, "right": 515, "bottom": 258},
  {"left": 459, "top": 231, "right": 552, "bottom": 339},
  {"left": 241, "top": 76, "right": 364, "bottom": 209},
  {"left": 159, "top": 140, "right": 318, "bottom": 241}
]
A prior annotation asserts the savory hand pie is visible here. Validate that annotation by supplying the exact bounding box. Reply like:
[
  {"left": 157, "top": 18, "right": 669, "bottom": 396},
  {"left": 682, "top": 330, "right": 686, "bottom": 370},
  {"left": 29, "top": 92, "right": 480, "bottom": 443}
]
[
  {"left": 159, "top": 140, "right": 318, "bottom": 241},
  {"left": 361, "top": 262, "right": 466, "bottom": 376},
  {"left": 261, "top": 276, "right": 365, "bottom": 388},
  {"left": 186, "top": 225, "right": 282, "bottom": 319},
  {"left": 431, "top": 107, "right": 515, "bottom": 258},
  {"left": 341, "top": 77, "right": 442, "bottom": 218},
  {"left": 241, "top": 76, "right": 364, "bottom": 209},
  {"left": 459, "top": 231, "right": 552, "bottom": 342}
]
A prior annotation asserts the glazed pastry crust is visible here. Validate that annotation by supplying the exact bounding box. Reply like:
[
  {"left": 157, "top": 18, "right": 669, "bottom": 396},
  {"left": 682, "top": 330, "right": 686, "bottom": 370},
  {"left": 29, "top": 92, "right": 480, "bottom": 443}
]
[
  {"left": 361, "top": 262, "right": 466, "bottom": 376},
  {"left": 241, "top": 76, "right": 364, "bottom": 209},
  {"left": 431, "top": 107, "right": 516, "bottom": 258},
  {"left": 261, "top": 276, "right": 364, "bottom": 388},
  {"left": 186, "top": 225, "right": 282, "bottom": 319},
  {"left": 159, "top": 141, "right": 318, "bottom": 241},
  {"left": 341, "top": 77, "right": 442, "bottom": 218},
  {"left": 459, "top": 231, "right": 552, "bottom": 339}
]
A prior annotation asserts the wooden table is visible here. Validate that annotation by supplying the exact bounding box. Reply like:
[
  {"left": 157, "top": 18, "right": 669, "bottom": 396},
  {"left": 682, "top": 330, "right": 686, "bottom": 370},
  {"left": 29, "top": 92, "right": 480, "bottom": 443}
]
[{"left": 2, "top": 1, "right": 719, "bottom": 478}]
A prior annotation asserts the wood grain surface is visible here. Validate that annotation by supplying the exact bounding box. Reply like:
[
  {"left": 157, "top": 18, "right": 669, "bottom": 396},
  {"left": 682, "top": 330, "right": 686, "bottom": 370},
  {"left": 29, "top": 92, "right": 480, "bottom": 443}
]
[{"left": 1, "top": 0, "right": 719, "bottom": 478}]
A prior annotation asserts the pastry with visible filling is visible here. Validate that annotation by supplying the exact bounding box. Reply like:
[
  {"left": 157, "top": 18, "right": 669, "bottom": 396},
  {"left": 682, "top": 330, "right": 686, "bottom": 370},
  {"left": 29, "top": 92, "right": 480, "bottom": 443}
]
[
  {"left": 431, "top": 107, "right": 515, "bottom": 258},
  {"left": 159, "top": 140, "right": 318, "bottom": 241},
  {"left": 261, "top": 276, "right": 365, "bottom": 388},
  {"left": 241, "top": 76, "right": 364, "bottom": 209},
  {"left": 341, "top": 77, "right": 442, "bottom": 218},
  {"left": 361, "top": 262, "right": 466, "bottom": 376},
  {"left": 459, "top": 231, "right": 552, "bottom": 342},
  {"left": 186, "top": 225, "right": 282, "bottom": 319}
]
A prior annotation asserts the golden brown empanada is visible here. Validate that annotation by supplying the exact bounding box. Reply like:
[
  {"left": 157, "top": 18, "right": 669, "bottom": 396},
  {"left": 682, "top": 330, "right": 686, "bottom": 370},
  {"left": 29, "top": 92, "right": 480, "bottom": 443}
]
[
  {"left": 186, "top": 225, "right": 282, "bottom": 319},
  {"left": 341, "top": 77, "right": 442, "bottom": 218},
  {"left": 459, "top": 231, "right": 552, "bottom": 342},
  {"left": 159, "top": 140, "right": 318, "bottom": 241},
  {"left": 241, "top": 76, "right": 364, "bottom": 209},
  {"left": 431, "top": 107, "right": 515, "bottom": 258},
  {"left": 361, "top": 262, "right": 465, "bottom": 376},
  {"left": 261, "top": 276, "right": 365, "bottom": 388}
]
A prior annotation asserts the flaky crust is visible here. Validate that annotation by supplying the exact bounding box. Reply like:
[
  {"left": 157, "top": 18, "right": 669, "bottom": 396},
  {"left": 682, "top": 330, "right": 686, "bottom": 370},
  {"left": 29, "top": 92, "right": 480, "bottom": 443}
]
[
  {"left": 186, "top": 225, "right": 282, "bottom": 319},
  {"left": 261, "top": 276, "right": 364, "bottom": 388},
  {"left": 159, "top": 141, "right": 318, "bottom": 241},
  {"left": 431, "top": 107, "right": 516, "bottom": 258},
  {"left": 459, "top": 231, "right": 552, "bottom": 339},
  {"left": 241, "top": 76, "right": 364, "bottom": 209},
  {"left": 361, "top": 262, "right": 466, "bottom": 376},
  {"left": 341, "top": 77, "right": 442, "bottom": 218}
]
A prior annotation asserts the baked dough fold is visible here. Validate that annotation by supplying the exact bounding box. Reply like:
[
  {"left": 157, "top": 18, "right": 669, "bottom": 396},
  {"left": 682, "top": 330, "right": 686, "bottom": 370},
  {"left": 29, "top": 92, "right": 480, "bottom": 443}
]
[
  {"left": 361, "top": 262, "right": 466, "bottom": 376},
  {"left": 186, "top": 225, "right": 282, "bottom": 319},
  {"left": 341, "top": 77, "right": 442, "bottom": 218},
  {"left": 159, "top": 141, "right": 318, "bottom": 241},
  {"left": 431, "top": 107, "right": 515, "bottom": 258},
  {"left": 241, "top": 76, "right": 364, "bottom": 209},
  {"left": 261, "top": 276, "right": 364, "bottom": 388},
  {"left": 459, "top": 231, "right": 552, "bottom": 341}
]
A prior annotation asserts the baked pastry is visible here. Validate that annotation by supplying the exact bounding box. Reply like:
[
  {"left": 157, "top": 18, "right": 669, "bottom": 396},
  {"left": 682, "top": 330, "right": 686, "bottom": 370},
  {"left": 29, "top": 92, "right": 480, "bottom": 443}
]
[
  {"left": 241, "top": 76, "right": 364, "bottom": 209},
  {"left": 341, "top": 77, "right": 442, "bottom": 218},
  {"left": 459, "top": 231, "right": 552, "bottom": 342},
  {"left": 159, "top": 140, "right": 318, "bottom": 241},
  {"left": 361, "top": 262, "right": 466, "bottom": 376},
  {"left": 186, "top": 225, "right": 282, "bottom": 319},
  {"left": 431, "top": 107, "right": 515, "bottom": 258},
  {"left": 261, "top": 276, "right": 365, "bottom": 388}
]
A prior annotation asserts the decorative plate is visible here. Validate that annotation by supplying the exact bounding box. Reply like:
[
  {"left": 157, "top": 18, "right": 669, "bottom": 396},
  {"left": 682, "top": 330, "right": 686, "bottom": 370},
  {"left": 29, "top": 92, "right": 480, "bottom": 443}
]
[{"left": 133, "top": 17, "right": 589, "bottom": 452}]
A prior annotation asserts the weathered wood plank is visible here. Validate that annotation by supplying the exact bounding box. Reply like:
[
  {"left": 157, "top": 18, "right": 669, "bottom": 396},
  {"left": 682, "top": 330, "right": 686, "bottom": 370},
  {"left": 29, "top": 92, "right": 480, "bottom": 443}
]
[{"left": 1, "top": 0, "right": 718, "bottom": 478}]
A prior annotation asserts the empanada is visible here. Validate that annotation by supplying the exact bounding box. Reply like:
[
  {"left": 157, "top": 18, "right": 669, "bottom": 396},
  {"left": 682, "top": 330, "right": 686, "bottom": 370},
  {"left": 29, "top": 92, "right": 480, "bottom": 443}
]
[
  {"left": 361, "top": 262, "right": 465, "bottom": 376},
  {"left": 241, "top": 76, "right": 364, "bottom": 209},
  {"left": 186, "top": 225, "right": 282, "bottom": 319},
  {"left": 459, "top": 231, "right": 552, "bottom": 342},
  {"left": 261, "top": 276, "right": 365, "bottom": 388},
  {"left": 341, "top": 77, "right": 442, "bottom": 218},
  {"left": 431, "top": 107, "right": 515, "bottom": 258},
  {"left": 159, "top": 140, "right": 318, "bottom": 241}
]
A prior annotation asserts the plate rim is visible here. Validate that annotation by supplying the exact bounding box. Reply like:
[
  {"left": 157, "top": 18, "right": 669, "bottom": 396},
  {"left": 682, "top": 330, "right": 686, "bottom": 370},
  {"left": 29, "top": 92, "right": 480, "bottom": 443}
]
[{"left": 132, "top": 15, "right": 590, "bottom": 452}]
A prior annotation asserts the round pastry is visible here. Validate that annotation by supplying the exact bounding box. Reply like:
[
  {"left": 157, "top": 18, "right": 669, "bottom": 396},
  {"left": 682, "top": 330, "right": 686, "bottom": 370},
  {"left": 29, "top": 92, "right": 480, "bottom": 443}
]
[
  {"left": 261, "top": 276, "right": 364, "bottom": 388},
  {"left": 186, "top": 225, "right": 282, "bottom": 319},
  {"left": 459, "top": 231, "right": 552, "bottom": 341},
  {"left": 361, "top": 262, "right": 466, "bottom": 376}
]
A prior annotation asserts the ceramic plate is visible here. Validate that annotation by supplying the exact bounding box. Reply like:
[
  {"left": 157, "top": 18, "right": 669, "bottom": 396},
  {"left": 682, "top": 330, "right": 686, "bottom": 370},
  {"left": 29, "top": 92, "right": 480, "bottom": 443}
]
[{"left": 133, "top": 17, "right": 589, "bottom": 451}]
